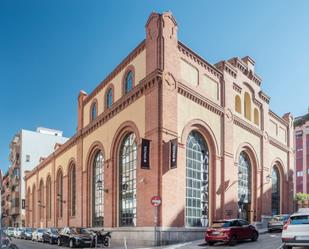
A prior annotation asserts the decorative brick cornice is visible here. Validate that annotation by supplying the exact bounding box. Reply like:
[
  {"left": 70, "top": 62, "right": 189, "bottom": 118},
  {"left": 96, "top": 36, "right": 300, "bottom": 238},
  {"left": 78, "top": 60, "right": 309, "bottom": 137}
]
[
  {"left": 233, "top": 115, "right": 263, "bottom": 138},
  {"left": 215, "top": 60, "right": 237, "bottom": 79},
  {"left": 259, "top": 90, "right": 270, "bottom": 104},
  {"left": 177, "top": 81, "right": 224, "bottom": 116},
  {"left": 83, "top": 40, "right": 146, "bottom": 105},
  {"left": 269, "top": 110, "right": 289, "bottom": 127},
  {"left": 177, "top": 41, "right": 222, "bottom": 80},
  {"left": 24, "top": 69, "right": 162, "bottom": 180},
  {"left": 233, "top": 83, "right": 242, "bottom": 94},
  {"left": 269, "top": 136, "right": 289, "bottom": 153}
]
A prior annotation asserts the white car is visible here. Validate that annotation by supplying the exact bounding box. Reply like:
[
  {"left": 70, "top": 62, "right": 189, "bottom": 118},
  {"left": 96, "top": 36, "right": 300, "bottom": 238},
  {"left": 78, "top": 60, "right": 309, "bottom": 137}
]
[
  {"left": 282, "top": 210, "right": 309, "bottom": 249},
  {"left": 32, "top": 228, "right": 45, "bottom": 242},
  {"left": 15, "top": 228, "right": 24, "bottom": 239}
]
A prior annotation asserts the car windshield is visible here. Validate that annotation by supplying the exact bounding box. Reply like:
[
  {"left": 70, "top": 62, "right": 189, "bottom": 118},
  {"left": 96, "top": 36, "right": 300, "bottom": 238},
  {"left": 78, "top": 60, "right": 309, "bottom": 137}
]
[
  {"left": 271, "top": 215, "right": 289, "bottom": 221},
  {"left": 8, "top": 228, "right": 14, "bottom": 231},
  {"left": 37, "top": 229, "right": 45, "bottom": 233},
  {"left": 211, "top": 222, "right": 230, "bottom": 228},
  {"left": 70, "top": 228, "right": 90, "bottom": 235},
  {"left": 290, "top": 215, "right": 309, "bottom": 225},
  {"left": 26, "top": 228, "right": 32, "bottom": 232},
  {"left": 50, "top": 228, "right": 58, "bottom": 234}
]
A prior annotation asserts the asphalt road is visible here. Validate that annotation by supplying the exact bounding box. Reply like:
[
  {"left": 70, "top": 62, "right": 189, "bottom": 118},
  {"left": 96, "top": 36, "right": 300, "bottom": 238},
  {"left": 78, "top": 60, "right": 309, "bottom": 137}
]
[{"left": 10, "top": 233, "right": 308, "bottom": 249}]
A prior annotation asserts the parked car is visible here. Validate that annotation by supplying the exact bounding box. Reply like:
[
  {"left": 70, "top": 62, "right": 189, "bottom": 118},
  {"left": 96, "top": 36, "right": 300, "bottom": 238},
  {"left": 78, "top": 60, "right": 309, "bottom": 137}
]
[
  {"left": 21, "top": 228, "right": 33, "bottom": 240},
  {"left": 268, "top": 214, "right": 290, "bottom": 232},
  {"left": 32, "top": 228, "right": 46, "bottom": 242},
  {"left": 13, "top": 227, "right": 19, "bottom": 238},
  {"left": 57, "top": 227, "right": 93, "bottom": 248},
  {"left": 282, "top": 210, "right": 309, "bottom": 249},
  {"left": 15, "top": 227, "right": 24, "bottom": 239},
  {"left": 43, "top": 228, "right": 59, "bottom": 244},
  {"left": 205, "top": 219, "right": 259, "bottom": 246},
  {"left": 6, "top": 227, "right": 15, "bottom": 237}
]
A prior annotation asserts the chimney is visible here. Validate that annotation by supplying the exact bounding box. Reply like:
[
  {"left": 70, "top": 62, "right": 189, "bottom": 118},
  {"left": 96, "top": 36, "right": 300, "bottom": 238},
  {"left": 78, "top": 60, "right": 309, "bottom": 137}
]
[{"left": 77, "top": 90, "right": 87, "bottom": 131}]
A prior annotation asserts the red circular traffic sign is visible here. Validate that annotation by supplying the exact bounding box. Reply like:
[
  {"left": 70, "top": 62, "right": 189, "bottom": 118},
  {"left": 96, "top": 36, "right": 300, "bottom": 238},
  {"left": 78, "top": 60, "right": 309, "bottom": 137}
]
[{"left": 151, "top": 196, "right": 162, "bottom": 207}]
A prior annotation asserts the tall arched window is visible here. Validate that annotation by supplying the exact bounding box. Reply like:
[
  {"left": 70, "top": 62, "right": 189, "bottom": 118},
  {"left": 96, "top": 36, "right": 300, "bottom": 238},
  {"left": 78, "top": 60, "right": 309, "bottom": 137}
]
[
  {"left": 235, "top": 95, "right": 242, "bottom": 114},
  {"left": 91, "top": 102, "right": 97, "bottom": 121},
  {"left": 32, "top": 185, "right": 36, "bottom": 226},
  {"left": 46, "top": 176, "right": 52, "bottom": 220},
  {"left": 26, "top": 188, "right": 31, "bottom": 226},
  {"left": 238, "top": 151, "right": 251, "bottom": 221},
  {"left": 272, "top": 166, "right": 280, "bottom": 215},
  {"left": 186, "top": 130, "right": 209, "bottom": 227},
  {"left": 119, "top": 133, "right": 137, "bottom": 226},
  {"left": 244, "top": 92, "right": 251, "bottom": 121},
  {"left": 39, "top": 180, "right": 44, "bottom": 221},
  {"left": 56, "top": 170, "right": 63, "bottom": 219},
  {"left": 92, "top": 152, "right": 104, "bottom": 227},
  {"left": 69, "top": 164, "right": 76, "bottom": 217},
  {"left": 106, "top": 88, "right": 113, "bottom": 108},
  {"left": 254, "top": 108, "right": 259, "bottom": 126},
  {"left": 124, "top": 71, "right": 133, "bottom": 94}
]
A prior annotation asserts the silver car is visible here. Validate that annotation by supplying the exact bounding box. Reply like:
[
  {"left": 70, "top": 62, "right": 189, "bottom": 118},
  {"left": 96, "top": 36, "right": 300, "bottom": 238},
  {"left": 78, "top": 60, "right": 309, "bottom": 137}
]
[
  {"left": 268, "top": 214, "right": 289, "bottom": 232},
  {"left": 282, "top": 210, "right": 309, "bottom": 249}
]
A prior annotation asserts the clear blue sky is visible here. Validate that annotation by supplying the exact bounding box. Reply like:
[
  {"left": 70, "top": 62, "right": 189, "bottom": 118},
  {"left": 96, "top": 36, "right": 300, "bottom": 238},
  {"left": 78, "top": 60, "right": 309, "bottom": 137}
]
[{"left": 0, "top": 0, "right": 308, "bottom": 172}]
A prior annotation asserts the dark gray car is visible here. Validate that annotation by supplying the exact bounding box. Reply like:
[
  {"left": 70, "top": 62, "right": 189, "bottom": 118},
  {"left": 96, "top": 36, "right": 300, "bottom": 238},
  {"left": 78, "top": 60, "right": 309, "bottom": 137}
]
[{"left": 268, "top": 214, "right": 289, "bottom": 232}]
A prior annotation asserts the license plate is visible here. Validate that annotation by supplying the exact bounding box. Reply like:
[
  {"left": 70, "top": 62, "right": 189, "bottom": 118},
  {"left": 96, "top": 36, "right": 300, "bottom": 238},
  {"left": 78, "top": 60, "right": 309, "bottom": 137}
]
[
  {"left": 296, "top": 236, "right": 309, "bottom": 240},
  {"left": 212, "top": 232, "right": 220, "bottom": 235}
]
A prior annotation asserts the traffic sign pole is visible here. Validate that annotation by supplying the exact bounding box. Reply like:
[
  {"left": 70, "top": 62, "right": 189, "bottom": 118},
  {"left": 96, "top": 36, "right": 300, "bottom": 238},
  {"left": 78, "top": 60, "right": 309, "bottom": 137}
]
[{"left": 151, "top": 196, "right": 161, "bottom": 246}]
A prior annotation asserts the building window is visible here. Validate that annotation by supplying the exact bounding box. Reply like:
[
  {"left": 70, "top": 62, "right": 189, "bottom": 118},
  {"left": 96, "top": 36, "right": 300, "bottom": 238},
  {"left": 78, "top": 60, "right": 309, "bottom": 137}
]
[
  {"left": 244, "top": 92, "right": 251, "bottom": 121},
  {"left": 235, "top": 95, "right": 241, "bottom": 114},
  {"left": 124, "top": 71, "right": 133, "bottom": 94},
  {"left": 26, "top": 155, "right": 30, "bottom": 162},
  {"left": 91, "top": 102, "right": 97, "bottom": 121},
  {"left": 69, "top": 164, "right": 76, "bottom": 217},
  {"left": 39, "top": 180, "right": 44, "bottom": 220},
  {"left": 186, "top": 130, "right": 209, "bottom": 227},
  {"left": 297, "top": 171, "right": 304, "bottom": 177},
  {"left": 271, "top": 166, "right": 280, "bottom": 215},
  {"left": 46, "top": 177, "right": 52, "bottom": 220},
  {"left": 254, "top": 108, "right": 259, "bottom": 126},
  {"left": 106, "top": 88, "right": 113, "bottom": 108},
  {"left": 56, "top": 170, "right": 63, "bottom": 218},
  {"left": 119, "top": 133, "right": 137, "bottom": 226},
  {"left": 92, "top": 152, "right": 104, "bottom": 227},
  {"left": 238, "top": 151, "right": 251, "bottom": 221}
]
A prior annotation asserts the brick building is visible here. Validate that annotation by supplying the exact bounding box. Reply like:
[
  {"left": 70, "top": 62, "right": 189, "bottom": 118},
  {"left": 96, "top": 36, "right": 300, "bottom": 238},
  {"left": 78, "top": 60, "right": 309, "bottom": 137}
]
[
  {"left": 24, "top": 12, "right": 294, "bottom": 245},
  {"left": 294, "top": 109, "right": 309, "bottom": 194}
]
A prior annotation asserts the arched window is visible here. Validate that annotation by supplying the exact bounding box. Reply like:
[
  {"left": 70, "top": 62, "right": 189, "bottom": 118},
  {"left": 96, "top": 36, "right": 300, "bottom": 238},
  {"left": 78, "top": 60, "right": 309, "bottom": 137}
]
[
  {"left": 46, "top": 176, "right": 52, "bottom": 220},
  {"left": 92, "top": 152, "right": 104, "bottom": 227},
  {"left": 32, "top": 185, "right": 36, "bottom": 226},
  {"left": 186, "top": 130, "right": 209, "bottom": 227},
  {"left": 254, "top": 108, "right": 259, "bottom": 126},
  {"left": 119, "top": 133, "right": 137, "bottom": 226},
  {"left": 91, "top": 102, "right": 97, "bottom": 121},
  {"left": 124, "top": 71, "right": 133, "bottom": 94},
  {"left": 39, "top": 180, "right": 44, "bottom": 221},
  {"left": 69, "top": 164, "right": 76, "bottom": 217},
  {"left": 56, "top": 170, "right": 63, "bottom": 219},
  {"left": 106, "top": 88, "right": 113, "bottom": 108},
  {"left": 272, "top": 166, "right": 280, "bottom": 215},
  {"left": 235, "top": 95, "right": 242, "bottom": 114},
  {"left": 26, "top": 188, "right": 31, "bottom": 226},
  {"left": 244, "top": 92, "right": 251, "bottom": 121},
  {"left": 238, "top": 151, "right": 251, "bottom": 221}
]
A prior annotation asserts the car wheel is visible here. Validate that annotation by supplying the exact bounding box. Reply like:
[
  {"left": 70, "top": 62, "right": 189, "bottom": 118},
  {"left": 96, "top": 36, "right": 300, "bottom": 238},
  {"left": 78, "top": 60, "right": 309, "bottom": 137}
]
[
  {"left": 251, "top": 231, "right": 258, "bottom": 242},
  {"left": 69, "top": 239, "right": 75, "bottom": 248},
  {"left": 207, "top": 241, "right": 215, "bottom": 246},
  {"left": 228, "top": 235, "right": 237, "bottom": 246},
  {"left": 49, "top": 238, "right": 53, "bottom": 244},
  {"left": 57, "top": 238, "right": 62, "bottom": 246}
]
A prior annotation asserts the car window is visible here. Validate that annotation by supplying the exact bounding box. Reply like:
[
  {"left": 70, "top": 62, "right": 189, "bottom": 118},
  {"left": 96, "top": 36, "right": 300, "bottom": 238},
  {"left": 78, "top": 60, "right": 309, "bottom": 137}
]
[
  {"left": 211, "top": 222, "right": 230, "bottom": 228},
  {"left": 239, "top": 220, "right": 249, "bottom": 226},
  {"left": 230, "top": 220, "right": 240, "bottom": 227},
  {"left": 290, "top": 215, "right": 309, "bottom": 225}
]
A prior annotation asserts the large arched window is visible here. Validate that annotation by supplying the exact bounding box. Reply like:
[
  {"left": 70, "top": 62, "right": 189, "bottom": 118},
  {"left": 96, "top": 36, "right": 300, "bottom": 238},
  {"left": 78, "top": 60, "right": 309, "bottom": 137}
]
[
  {"left": 244, "top": 92, "right": 251, "bottom": 121},
  {"left": 124, "top": 71, "right": 133, "bottom": 94},
  {"left": 119, "top": 133, "right": 137, "bottom": 226},
  {"left": 271, "top": 166, "right": 280, "bottom": 215},
  {"left": 46, "top": 176, "right": 52, "bottom": 220},
  {"left": 69, "top": 164, "right": 76, "bottom": 217},
  {"left": 106, "top": 88, "right": 113, "bottom": 109},
  {"left": 56, "top": 170, "right": 63, "bottom": 219},
  {"left": 91, "top": 102, "right": 97, "bottom": 121},
  {"left": 186, "top": 130, "right": 209, "bottom": 227},
  {"left": 39, "top": 179, "right": 44, "bottom": 221},
  {"left": 92, "top": 151, "right": 104, "bottom": 227},
  {"left": 32, "top": 185, "right": 36, "bottom": 226},
  {"left": 235, "top": 95, "right": 241, "bottom": 114},
  {"left": 238, "top": 151, "right": 251, "bottom": 221}
]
